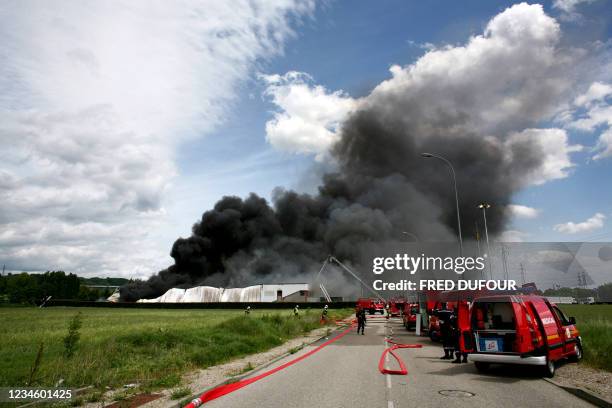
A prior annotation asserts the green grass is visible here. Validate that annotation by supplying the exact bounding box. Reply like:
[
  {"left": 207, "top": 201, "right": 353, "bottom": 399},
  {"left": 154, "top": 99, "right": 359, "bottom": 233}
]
[
  {"left": 0, "top": 307, "right": 352, "bottom": 390},
  {"left": 170, "top": 386, "right": 192, "bottom": 400},
  {"left": 559, "top": 304, "right": 612, "bottom": 372}
]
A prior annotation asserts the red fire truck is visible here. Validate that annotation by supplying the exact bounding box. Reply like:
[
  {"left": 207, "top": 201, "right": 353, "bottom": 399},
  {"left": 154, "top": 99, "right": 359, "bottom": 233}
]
[
  {"left": 461, "top": 294, "right": 582, "bottom": 377},
  {"left": 356, "top": 298, "right": 386, "bottom": 315},
  {"left": 402, "top": 303, "right": 419, "bottom": 330},
  {"left": 388, "top": 298, "right": 405, "bottom": 317}
]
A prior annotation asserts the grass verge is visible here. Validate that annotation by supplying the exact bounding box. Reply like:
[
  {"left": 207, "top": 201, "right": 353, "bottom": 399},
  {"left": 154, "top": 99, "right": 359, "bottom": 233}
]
[
  {"left": 559, "top": 304, "right": 612, "bottom": 372},
  {"left": 0, "top": 307, "right": 352, "bottom": 390}
]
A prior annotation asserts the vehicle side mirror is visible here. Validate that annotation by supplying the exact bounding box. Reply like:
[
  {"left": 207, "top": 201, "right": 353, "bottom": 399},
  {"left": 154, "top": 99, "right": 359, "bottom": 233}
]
[{"left": 569, "top": 316, "right": 576, "bottom": 325}]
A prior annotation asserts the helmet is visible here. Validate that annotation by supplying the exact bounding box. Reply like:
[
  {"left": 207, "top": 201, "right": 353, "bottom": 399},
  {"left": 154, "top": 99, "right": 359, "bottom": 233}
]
[{"left": 324, "top": 305, "right": 328, "bottom": 308}]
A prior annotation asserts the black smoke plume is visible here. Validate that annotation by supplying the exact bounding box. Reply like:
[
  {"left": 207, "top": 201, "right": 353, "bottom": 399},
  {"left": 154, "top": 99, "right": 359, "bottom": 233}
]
[{"left": 120, "top": 93, "right": 545, "bottom": 301}]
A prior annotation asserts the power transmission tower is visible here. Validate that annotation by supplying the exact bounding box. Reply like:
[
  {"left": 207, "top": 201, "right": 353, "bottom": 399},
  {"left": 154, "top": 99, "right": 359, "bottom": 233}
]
[
  {"left": 501, "top": 245, "right": 509, "bottom": 281},
  {"left": 577, "top": 270, "right": 587, "bottom": 289}
]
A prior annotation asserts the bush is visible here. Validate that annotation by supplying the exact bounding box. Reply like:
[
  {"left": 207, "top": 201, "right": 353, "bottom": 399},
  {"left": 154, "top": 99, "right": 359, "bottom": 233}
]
[{"left": 63, "top": 313, "right": 82, "bottom": 358}]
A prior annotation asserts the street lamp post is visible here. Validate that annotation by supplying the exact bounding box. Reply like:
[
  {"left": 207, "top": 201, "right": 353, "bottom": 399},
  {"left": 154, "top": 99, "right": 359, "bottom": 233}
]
[
  {"left": 401, "top": 231, "right": 419, "bottom": 242},
  {"left": 401, "top": 231, "right": 419, "bottom": 302},
  {"left": 478, "top": 203, "right": 492, "bottom": 279},
  {"left": 421, "top": 153, "right": 463, "bottom": 256}
]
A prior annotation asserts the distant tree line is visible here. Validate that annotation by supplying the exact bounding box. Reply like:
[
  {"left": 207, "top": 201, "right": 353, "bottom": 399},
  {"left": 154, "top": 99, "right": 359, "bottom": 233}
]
[
  {"left": 543, "top": 283, "right": 612, "bottom": 302},
  {"left": 0, "top": 271, "right": 127, "bottom": 304}
]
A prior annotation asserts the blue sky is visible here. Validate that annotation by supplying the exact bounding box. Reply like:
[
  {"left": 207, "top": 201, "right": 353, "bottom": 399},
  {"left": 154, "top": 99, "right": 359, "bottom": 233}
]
[
  {"left": 173, "top": 0, "right": 612, "bottom": 245},
  {"left": 1, "top": 0, "right": 611, "bottom": 277}
]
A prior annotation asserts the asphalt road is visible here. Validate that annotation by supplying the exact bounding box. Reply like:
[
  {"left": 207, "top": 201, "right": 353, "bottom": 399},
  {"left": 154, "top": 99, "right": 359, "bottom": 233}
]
[{"left": 203, "top": 317, "right": 593, "bottom": 408}]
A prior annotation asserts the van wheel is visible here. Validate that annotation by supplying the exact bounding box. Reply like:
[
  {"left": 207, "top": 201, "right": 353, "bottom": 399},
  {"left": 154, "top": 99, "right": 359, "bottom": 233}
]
[
  {"left": 474, "top": 362, "right": 489, "bottom": 372},
  {"left": 570, "top": 342, "right": 583, "bottom": 362},
  {"left": 543, "top": 358, "right": 555, "bottom": 378}
]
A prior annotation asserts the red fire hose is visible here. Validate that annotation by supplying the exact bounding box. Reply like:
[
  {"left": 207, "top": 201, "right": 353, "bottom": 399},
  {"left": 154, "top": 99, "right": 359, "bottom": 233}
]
[
  {"left": 184, "top": 320, "right": 356, "bottom": 408},
  {"left": 379, "top": 339, "right": 422, "bottom": 375}
]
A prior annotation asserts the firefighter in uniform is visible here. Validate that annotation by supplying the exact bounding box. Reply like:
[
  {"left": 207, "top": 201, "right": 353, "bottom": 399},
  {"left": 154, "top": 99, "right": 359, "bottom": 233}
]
[
  {"left": 245, "top": 306, "right": 251, "bottom": 316},
  {"left": 436, "top": 305, "right": 455, "bottom": 360},
  {"left": 356, "top": 307, "right": 366, "bottom": 335},
  {"left": 321, "top": 304, "right": 329, "bottom": 322},
  {"left": 293, "top": 304, "right": 300, "bottom": 317}
]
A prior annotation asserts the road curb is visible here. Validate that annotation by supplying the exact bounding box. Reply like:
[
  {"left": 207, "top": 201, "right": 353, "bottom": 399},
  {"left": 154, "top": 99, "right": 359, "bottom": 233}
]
[
  {"left": 543, "top": 378, "right": 612, "bottom": 408},
  {"left": 173, "top": 325, "right": 345, "bottom": 408}
]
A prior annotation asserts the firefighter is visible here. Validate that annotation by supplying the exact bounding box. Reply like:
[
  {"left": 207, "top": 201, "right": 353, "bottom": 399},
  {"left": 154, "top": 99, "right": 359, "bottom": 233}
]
[
  {"left": 437, "top": 305, "right": 454, "bottom": 360},
  {"left": 321, "top": 304, "right": 329, "bottom": 322},
  {"left": 356, "top": 307, "right": 366, "bottom": 335},
  {"left": 385, "top": 304, "right": 390, "bottom": 320},
  {"left": 293, "top": 304, "right": 300, "bottom": 317},
  {"left": 245, "top": 305, "right": 251, "bottom": 316}
]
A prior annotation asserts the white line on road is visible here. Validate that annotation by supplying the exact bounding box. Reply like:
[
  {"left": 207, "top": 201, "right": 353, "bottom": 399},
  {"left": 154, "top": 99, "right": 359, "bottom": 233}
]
[
  {"left": 386, "top": 374, "right": 392, "bottom": 389},
  {"left": 387, "top": 401, "right": 394, "bottom": 408}
]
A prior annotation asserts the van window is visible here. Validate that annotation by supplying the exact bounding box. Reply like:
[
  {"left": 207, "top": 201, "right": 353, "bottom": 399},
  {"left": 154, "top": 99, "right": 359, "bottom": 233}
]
[
  {"left": 473, "top": 302, "right": 515, "bottom": 330},
  {"left": 551, "top": 306, "right": 569, "bottom": 325}
]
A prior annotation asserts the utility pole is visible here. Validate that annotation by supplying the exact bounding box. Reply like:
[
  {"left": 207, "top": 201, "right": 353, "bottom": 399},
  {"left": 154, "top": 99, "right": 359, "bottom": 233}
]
[
  {"left": 520, "top": 263, "right": 526, "bottom": 286},
  {"left": 478, "top": 203, "right": 492, "bottom": 279},
  {"left": 501, "top": 245, "right": 509, "bottom": 281}
]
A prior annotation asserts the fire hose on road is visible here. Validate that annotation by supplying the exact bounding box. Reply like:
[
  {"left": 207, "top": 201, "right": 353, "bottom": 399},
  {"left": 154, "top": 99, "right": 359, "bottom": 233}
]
[
  {"left": 379, "top": 339, "right": 422, "bottom": 375},
  {"left": 184, "top": 320, "right": 356, "bottom": 408}
]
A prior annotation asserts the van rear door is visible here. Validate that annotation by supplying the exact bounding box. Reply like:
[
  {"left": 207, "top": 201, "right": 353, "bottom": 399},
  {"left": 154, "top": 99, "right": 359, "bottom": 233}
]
[{"left": 458, "top": 300, "right": 473, "bottom": 352}]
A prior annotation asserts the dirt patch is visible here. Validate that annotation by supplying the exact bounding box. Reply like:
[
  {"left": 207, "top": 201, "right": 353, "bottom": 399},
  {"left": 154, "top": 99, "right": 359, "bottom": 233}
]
[{"left": 555, "top": 362, "right": 612, "bottom": 401}]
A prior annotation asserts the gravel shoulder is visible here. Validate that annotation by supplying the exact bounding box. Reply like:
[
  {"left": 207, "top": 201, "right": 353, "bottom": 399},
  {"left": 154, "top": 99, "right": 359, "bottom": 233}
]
[{"left": 554, "top": 362, "right": 612, "bottom": 402}]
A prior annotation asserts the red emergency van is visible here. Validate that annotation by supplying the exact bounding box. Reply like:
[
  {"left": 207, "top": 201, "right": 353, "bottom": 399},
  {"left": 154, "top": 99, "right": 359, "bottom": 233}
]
[{"left": 462, "top": 294, "right": 582, "bottom": 377}]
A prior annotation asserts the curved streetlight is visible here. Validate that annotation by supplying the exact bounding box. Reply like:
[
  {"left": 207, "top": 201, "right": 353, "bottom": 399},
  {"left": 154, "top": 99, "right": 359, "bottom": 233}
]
[
  {"left": 478, "top": 203, "right": 492, "bottom": 279},
  {"left": 421, "top": 152, "right": 463, "bottom": 256}
]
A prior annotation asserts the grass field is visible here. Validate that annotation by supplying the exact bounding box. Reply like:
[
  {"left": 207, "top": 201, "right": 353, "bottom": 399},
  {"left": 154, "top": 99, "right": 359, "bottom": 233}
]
[
  {"left": 559, "top": 304, "right": 612, "bottom": 372},
  {"left": 0, "top": 306, "right": 352, "bottom": 391}
]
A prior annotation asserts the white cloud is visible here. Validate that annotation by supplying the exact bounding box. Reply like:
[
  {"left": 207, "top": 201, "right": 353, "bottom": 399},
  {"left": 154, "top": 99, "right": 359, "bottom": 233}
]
[
  {"left": 262, "top": 3, "right": 582, "bottom": 186},
  {"left": 505, "top": 128, "right": 583, "bottom": 185},
  {"left": 552, "top": 0, "right": 596, "bottom": 20},
  {"left": 499, "top": 230, "right": 528, "bottom": 242},
  {"left": 367, "top": 3, "right": 569, "bottom": 136},
  {"left": 593, "top": 129, "right": 612, "bottom": 160},
  {"left": 507, "top": 204, "right": 540, "bottom": 219},
  {"left": 563, "top": 81, "right": 612, "bottom": 160},
  {"left": 574, "top": 81, "right": 612, "bottom": 107},
  {"left": 0, "top": 1, "right": 314, "bottom": 277},
  {"left": 554, "top": 213, "right": 606, "bottom": 234},
  {"left": 261, "top": 72, "right": 359, "bottom": 158}
]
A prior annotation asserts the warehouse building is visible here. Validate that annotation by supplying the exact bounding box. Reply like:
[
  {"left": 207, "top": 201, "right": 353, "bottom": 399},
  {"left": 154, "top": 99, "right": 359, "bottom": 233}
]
[{"left": 134, "top": 283, "right": 311, "bottom": 303}]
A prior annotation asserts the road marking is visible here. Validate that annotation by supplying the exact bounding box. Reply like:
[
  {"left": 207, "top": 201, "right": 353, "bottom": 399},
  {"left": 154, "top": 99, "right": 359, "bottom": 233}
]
[
  {"left": 388, "top": 401, "right": 394, "bottom": 408},
  {"left": 386, "top": 374, "right": 392, "bottom": 389}
]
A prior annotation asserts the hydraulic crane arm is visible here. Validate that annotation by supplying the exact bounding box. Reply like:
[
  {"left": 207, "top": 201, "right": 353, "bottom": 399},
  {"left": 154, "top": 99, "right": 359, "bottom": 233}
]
[{"left": 314, "top": 255, "right": 385, "bottom": 303}]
